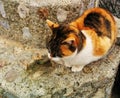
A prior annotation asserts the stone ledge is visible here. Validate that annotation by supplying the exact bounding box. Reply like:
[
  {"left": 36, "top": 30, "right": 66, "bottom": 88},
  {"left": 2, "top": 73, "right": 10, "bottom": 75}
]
[
  {"left": 0, "top": 0, "right": 120, "bottom": 98},
  {"left": 11, "top": 0, "right": 86, "bottom": 6},
  {"left": 0, "top": 37, "right": 119, "bottom": 98}
]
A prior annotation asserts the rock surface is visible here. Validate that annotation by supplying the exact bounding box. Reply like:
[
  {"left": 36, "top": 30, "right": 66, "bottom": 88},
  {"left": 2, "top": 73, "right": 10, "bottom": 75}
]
[
  {"left": 0, "top": 0, "right": 6, "bottom": 18},
  {"left": 0, "top": 0, "right": 119, "bottom": 98}
]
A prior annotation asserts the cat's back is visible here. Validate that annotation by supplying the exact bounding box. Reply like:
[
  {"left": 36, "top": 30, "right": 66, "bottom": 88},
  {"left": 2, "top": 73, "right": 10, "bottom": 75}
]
[
  {"left": 71, "top": 8, "right": 117, "bottom": 56},
  {"left": 81, "top": 7, "right": 117, "bottom": 44}
]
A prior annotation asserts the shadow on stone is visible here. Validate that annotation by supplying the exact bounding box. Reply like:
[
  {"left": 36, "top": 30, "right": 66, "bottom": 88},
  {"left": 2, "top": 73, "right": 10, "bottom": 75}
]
[
  {"left": 111, "top": 63, "right": 120, "bottom": 98},
  {"left": 27, "top": 55, "right": 54, "bottom": 75}
]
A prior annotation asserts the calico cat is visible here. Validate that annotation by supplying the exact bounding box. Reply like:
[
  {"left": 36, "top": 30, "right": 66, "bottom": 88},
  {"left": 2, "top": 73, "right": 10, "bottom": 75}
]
[{"left": 46, "top": 7, "right": 117, "bottom": 72}]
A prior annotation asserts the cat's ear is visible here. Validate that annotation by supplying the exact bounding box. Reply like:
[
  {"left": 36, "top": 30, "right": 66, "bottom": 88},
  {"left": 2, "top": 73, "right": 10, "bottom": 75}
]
[{"left": 46, "top": 19, "right": 59, "bottom": 29}]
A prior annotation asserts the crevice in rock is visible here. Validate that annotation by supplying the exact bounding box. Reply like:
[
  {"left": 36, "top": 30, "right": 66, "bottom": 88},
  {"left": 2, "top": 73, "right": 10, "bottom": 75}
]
[{"left": 111, "top": 63, "right": 120, "bottom": 98}]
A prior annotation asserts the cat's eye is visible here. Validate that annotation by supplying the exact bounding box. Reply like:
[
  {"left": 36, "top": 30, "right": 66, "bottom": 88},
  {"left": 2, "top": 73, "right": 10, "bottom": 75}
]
[
  {"left": 62, "top": 40, "right": 74, "bottom": 45},
  {"left": 66, "top": 40, "right": 74, "bottom": 45}
]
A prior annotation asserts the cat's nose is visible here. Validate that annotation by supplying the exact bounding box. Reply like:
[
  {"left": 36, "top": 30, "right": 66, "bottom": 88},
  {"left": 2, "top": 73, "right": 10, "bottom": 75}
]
[{"left": 51, "top": 53, "right": 57, "bottom": 57}]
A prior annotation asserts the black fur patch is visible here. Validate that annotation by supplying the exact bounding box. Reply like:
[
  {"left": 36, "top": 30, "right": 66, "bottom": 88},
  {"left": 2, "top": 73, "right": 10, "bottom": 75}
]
[
  {"left": 84, "top": 12, "right": 102, "bottom": 36},
  {"left": 84, "top": 12, "right": 111, "bottom": 38},
  {"left": 46, "top": 25, "right": 74, "bottom": 57},
  {"left": 104, "top": 19, "right": 111, "bottom": 38}
]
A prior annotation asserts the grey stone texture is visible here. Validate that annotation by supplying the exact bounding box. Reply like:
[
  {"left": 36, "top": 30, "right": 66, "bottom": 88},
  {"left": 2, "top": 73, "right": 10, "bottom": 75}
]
[{"left": 0, "top": 0, "right": 119, "bottom": 98}]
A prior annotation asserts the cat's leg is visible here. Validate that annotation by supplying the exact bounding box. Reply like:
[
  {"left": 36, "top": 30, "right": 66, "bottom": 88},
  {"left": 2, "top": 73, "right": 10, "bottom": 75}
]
[{"left": 71, "top": 65, "right": 85, "bottom": 72}]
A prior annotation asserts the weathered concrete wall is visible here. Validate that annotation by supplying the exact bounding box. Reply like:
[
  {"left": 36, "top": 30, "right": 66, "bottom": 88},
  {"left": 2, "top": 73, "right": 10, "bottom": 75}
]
[
  {"left": 11, "top": 0, "right": 99, "bottom": 7},
  {"left": 0, "top": 0, "right": 119, "bottom": 98}
]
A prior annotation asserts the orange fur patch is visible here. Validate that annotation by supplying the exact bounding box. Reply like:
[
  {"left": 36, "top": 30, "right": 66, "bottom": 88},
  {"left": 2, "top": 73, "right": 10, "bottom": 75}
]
[
  {"left": 67, "top": 34, "right": 77, "bottom": 46},
  {"left": 84, "top": 30, "right": 111, "bottom": 56},
  {"left": 60, "top": 45, "right": 73, "bottom": 56},
  {"left": 61, "top": 34, "right": 77, "bottom": 56}
]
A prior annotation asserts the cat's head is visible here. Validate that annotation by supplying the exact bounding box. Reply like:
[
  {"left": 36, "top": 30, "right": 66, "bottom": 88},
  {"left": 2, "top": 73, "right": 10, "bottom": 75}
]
[{"left": 46, "top": 20, "right": 85, "bottom": 61}]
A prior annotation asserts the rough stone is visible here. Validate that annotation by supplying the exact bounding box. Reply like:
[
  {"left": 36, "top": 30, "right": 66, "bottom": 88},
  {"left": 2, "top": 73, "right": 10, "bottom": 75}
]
[
  {"left": 4, "top": 69, "right": 18, "bottom": 82},
  {"left": 57, "top": 8, "right": 68, "bottom": 22},
  {"left": 17, "top": 3, "right": 29, "bottom": 19},
  {"left": 114, "top": 17, "right": 120, "bottom": 37},
  {"left": 0, "top": 0, "right": 6, "bottom": 18},
  {"left": 0, "top": 20, "right": 10, "bottom": 30},
  {"left": 22, "top": 27, "right": 32, "bottom": 40},
  {"left": 0, "top": 0, "right": 119, "bottom": 98},
  {"left": 37, "top": 7, "right": 49, "bottom": 20}
]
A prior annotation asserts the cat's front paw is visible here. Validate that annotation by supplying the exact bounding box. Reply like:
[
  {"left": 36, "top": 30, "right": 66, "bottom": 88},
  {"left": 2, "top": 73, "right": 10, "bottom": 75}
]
[
  {"left": 64, "top": 63, "right": 71, "bottom": 68},
  {"left": 71, "top": 65, "right": 84, "bottom": 72}
]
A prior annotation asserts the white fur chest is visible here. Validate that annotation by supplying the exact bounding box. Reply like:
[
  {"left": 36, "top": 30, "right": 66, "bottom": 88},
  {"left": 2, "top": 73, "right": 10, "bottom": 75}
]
[{"left": 61, "top": 30, "right": 102, "bottom": 67}]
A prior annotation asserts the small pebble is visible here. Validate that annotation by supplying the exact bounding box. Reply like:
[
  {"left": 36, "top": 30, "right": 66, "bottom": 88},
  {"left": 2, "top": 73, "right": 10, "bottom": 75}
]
[
  {"left": 22, "top": 27, "right": 32, "bottom": 40},
  {"left": 14, "top": 47, "right": 23, "bottom": 55},
  {"left": 57, "top": 8, "right": 68, "bottom": 22},
  {"left": 0, "top": 60, "right": 5, "bottom": 68},
  {"left": 5, "top": 70, "right": 18, "bottom": 82},
  {"left": 3, "top": 92, "right": 18, "bottom": 98},
  {"left": 0, "top": 0, "right": 6, "bottom": 18},
  {"left": 87, "top": 0, "right": 95, "bottom": 9},
  {"left": 37, "top": 7, "right": 49, "bottom": 19},
  {"left": 17, "top": 3, "right": 29, "bottom": 18},
  {"left": 0, "top": 20, "right": 10, "bottom": 30}
]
